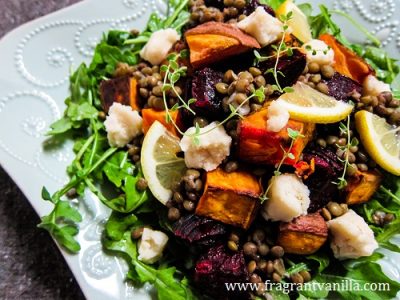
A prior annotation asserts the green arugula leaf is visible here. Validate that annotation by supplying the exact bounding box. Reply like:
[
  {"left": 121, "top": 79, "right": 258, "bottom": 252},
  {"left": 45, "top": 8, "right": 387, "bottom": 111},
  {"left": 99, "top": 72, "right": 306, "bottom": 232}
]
[
  {"left": 355, "top": 173, "right": 400, "bottom": 253},
  {"left": 302, "top": 261, "right": 400, "bottom": 300},
  {"left": 103, "top": 231, "right": 194, "bottom": 300},
  {"left": 105, "top": 212, "right": 140, "bottom": 241},
  {"left": 54, "top": 201, "right": 82, "bottom": 223},
  {"left": 41, "top": 186, "right": 54, "bottom": 203},
  {"left": 306, "top": 252, "right": 330, "bottom": 272},
  {"left": 99, "top": 164, "right": 150, "bottom": 214},
  {"left": 47, "top": 117, "right": 73, "bottom": 135},
  {"left": 38, "top": 199, "right": 82, "bottom": 253},
  {"left": 103, "top": 151, "right": 135, "bottom": 187},
  {"left": 40, "top": 222, "right": 81, "bottom": 253},
  {"left": 309, "top": 5, "right": 344, "bottom": 42},
  {"left": 351, "top": 45, "right": 399, "bottom": 84}
]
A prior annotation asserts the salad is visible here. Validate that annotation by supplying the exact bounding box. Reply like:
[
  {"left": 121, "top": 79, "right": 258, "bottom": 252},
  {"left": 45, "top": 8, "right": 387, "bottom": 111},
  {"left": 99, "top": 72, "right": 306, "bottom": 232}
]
[{"left": 39, "top": 0, "right": 400, "bottom": 299}]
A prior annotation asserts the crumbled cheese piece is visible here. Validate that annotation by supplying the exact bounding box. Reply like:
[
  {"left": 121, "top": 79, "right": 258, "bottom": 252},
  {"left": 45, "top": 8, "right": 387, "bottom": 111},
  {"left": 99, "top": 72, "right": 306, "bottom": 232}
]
[
  {"left": 261, "top": 174, "right": 310, "bottom": 222},
  {"left": 138, "top": 228, "right": 169, "bottom": 264},
  {"left": 327, "top": 210, "right": 378, "bottom": 259},
  {"left": 104, "top": 102, "right": 143, "bottom": 148},
  {"left": 363, "top": 75, "right": 391, "bottom": 96},
  {"left": 267, "top": 101, "right": 290, "bottom": 132},
  {"left": 180, "top": 122, "right": 232, "bottom": 171},
  {"left": 302, "top": 39, "right": 335, "bottom": 65},
  {"left": 237, "top": 7, "right": 284, "bottom": 47},
  {"left": 140, "top": 28, "right": 180, "bottom": 65}
]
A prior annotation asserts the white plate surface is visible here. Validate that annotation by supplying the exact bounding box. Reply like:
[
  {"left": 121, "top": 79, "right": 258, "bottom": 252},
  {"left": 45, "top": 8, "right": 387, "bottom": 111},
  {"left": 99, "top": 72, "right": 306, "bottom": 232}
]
[{"left": 0, "top": 0, "right": 399, "bottom": 299}]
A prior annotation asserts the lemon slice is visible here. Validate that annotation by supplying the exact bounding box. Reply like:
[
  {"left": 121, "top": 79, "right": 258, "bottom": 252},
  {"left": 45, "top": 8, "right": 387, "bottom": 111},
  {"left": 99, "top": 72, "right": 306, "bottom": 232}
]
[
  {"left": 355, "top": 110, "right": 400, "bottom": 175},
  {"left": 276, "top": 82, "right": 354, "bottom": 123},
  {"left": 276, "top": 0, "right": 312, "bottom": 43},
  {"left": 141, "top": 121, "right": 187, "bottom": 204}
]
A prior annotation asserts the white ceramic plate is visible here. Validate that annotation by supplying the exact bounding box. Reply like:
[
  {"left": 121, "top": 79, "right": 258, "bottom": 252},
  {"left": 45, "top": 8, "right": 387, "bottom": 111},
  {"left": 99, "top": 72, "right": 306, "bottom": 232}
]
[{"left": 0, "top": 0, "right": 399, "bottom": 299}]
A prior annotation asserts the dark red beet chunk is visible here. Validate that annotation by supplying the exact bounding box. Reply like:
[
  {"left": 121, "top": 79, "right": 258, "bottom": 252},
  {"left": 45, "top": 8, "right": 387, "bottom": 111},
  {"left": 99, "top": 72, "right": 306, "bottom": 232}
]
[
  {"left": 243, "top": 0, "right": 275, "bottom": 16},
  {"left": 195, "top": 245, "right": 249, "bottom": 298},
  {"left": 302, "top": 146, "right": 344, "bottom": 212},
  {"left": 259, "top": 50, "right": 307, "bottom": 89},
  {"left": 173, "top": 214, "right": 227, "bottom": 247},
  {"left": 322, "top": 73, "right": 362, "bottom": 101},
  {"left": 191, "top": 67, "right": 224, "bottom": 117}
]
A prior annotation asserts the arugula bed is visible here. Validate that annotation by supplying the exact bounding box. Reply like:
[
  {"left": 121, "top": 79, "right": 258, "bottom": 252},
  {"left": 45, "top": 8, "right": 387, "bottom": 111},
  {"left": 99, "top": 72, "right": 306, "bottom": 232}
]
[{"left": 38, "top": 0, "right": 400, "bottom": 299}]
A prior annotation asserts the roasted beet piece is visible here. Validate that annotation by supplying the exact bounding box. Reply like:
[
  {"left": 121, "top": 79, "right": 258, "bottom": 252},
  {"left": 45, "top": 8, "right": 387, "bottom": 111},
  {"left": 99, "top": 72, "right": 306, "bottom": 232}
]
[
  {"left": 195, "top": 245, "right": 249, "bottom": 298},
  {"left": 259, "top": 50, "right": 307, "bottom": 89},
  {"left": 173, "top": 214, "right": 227, "bottom": 247},
  {"left": 191, "top": 67, "right": 224, "bottom": 117},
  {"left": 243, "top": 0, "right": 275, "bottom": 16},
  {"left": 322, "top": 73, "right": 362, "bottom": 101},
  {"left": 302, "top": 146, "right": 344, "bottom": 212}
]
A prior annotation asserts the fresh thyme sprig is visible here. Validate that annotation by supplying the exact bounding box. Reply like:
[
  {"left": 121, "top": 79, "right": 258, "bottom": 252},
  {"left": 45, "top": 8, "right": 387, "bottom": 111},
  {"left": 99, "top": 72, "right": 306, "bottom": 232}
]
[
  {"left": 334, "top": 115, "right": 357, "bottom": 189},
  {"left": 161, "top": 51, "right": 266, "bottom": 143},
  {"left": 161, "top": 50, "right": 195, "bottom": 115},
  {"left": 259, "top": 128, "right": 304, "bottom": 203},
  {"left": 254, "top": 11, "right": 295, "bottom": 94}
]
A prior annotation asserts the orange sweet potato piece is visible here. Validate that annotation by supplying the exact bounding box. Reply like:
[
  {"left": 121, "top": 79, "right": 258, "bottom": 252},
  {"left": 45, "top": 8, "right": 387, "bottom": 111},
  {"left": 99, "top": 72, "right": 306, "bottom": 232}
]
[
  {"left": 185, "top": 21, "right": 260, "bottom": 69},
  {"left": 142, "top": 108, "right": 182, "bottom": 136},
  {"left": 196, "top": 168, "right": 262, "bottom": 229},
  {"left": 100, "top": 76, "right": 140, "bottom": 112},
  {"left": 319, "top": 34, "right": 374, "bottom": 84},
  {"left": 238, "top": 108, "right": 315, "bottom": 165},
  {"left": 345, "top": 170, "right": 382, "bottom": 205},
  {"left": 278, "top": 212, "right": 328, "bottom": 255}
]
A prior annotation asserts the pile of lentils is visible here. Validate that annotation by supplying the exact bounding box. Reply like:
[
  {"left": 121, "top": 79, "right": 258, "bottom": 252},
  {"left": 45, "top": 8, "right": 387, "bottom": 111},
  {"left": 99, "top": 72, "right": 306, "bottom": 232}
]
[
  {"left": 216, "top": 68, "right": 275, "bottom": 115},
  {"left": 321, "top": 201, "right": 395, "bottom": 227},
  {"left": 321, "top": 201, "right": 349, "bottom": 221},
  {"left": 114, "top": 62, "right": 182, "bottom": 110},
  {"left": 298, "top": 62, "right": 337, "bottom": 96},
  {"left": 188, "top": 0, "right": 248, "bottom": 26},
  {"left": 226, "top": 226, "right": 312, "bottom": 297},
  {"left": 166, "top": 169, "right": 204, "bottom": 222},
  {"left": 358, "top": 91, "right": 400, "bottom": 125},
  {"left": 315, "top": 128, "right": 375, "bottom": 176}
]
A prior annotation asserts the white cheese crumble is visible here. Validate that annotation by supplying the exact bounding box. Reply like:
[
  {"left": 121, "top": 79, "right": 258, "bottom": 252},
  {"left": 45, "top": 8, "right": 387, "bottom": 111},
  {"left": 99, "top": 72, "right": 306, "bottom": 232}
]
[
  {"left": 104, "top": 102, "right": 143, "bottom": 148},
  {"left": 180, "top": 122, "right": 232, "bottom": 171},
  {"left": 138, "top": 228, "right": 169, "bottom": 264},
  {"left": 237, "top": 7, "right": 284, "bottom": 47},
  {"left": 262, "top": 174, "right": 310, "bottom": 222},
  {"left": 363, "top": 74, "right": 391, "bottom": 96},
  {"left": 327, "top": 209, "right": 378, "bottom": 259},
  {"left": 140, "top": 28, "right": 180, "bottom": 66},
  {"left": 302, "top": 39, "right": 335, "bottom": 65},
  {"left": 267, "top": 101, "right": 290, "bottom": 132}
]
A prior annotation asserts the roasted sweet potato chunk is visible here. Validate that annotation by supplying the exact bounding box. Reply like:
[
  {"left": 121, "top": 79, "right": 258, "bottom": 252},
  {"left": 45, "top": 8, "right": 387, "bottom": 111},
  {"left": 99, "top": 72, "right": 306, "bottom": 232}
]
[
  {"left": 142, "top": 108, "right": 182, "bottom": 136},
  {"left": 196, "top": 168, "right": 262, "bottom": 229},
  {"left": 100, "top": 76, "right": 139, "bottom": 112},
  {"left": 185, "top": 22, "right": 260, "bottom": 69},
  {"left": 319, "top": 34, "right": 374, "bottom": 84},
  {"left": 278, "top": 212, "right": 328, "bottom": 255},
  {"left": 345, "top": 170, "right": 382, "bottom": 205},
  {"left": 238, "top": 108, "right": 315, "bottom": 165}
]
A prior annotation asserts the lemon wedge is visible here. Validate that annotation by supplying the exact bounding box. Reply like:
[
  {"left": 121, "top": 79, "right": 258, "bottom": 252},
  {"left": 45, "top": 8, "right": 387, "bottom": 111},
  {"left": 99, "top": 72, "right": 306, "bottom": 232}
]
[
  {"left": 276, "top": 0, "right": 312, "bottom": 43},
  {"left": 141, "top": 121, "right": 187, "bottom": 204},
  {"left": 355, "top": 110, "right": 400, "bottom": 176},
  {"left": 276, "top": 82, "right": 354, "bottom": 123}
]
